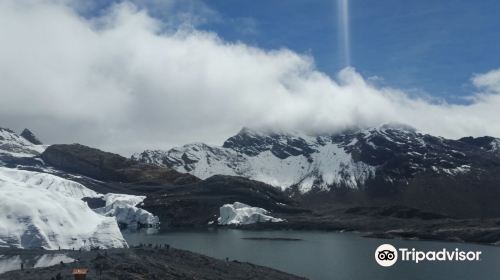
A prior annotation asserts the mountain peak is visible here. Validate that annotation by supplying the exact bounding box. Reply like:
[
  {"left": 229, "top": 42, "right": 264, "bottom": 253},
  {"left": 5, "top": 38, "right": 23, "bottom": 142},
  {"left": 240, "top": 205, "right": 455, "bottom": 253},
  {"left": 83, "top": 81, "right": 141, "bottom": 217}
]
[
  {"left": 238, "top": 126, "right": 256, "bottom": 135},
  {"left": 378, "top": 123, "right": 417, "bottom": 133},
  {"left": 20, "top": 128, "right": 43, "bottom": 145},
  {"left": 222, "top": 127, "right": 318, "bottom": 159}
]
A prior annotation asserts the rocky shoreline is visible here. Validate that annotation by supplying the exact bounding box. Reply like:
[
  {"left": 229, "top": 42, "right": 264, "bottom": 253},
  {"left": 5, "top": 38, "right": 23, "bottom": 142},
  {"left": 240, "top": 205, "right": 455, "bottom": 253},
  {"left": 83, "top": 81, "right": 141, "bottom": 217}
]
[
  {"left": 0, "top": 246, "right": 307, "bottom": 280},
  {"left": 233, "top": 206, "right": 500, "bottom": 246}
]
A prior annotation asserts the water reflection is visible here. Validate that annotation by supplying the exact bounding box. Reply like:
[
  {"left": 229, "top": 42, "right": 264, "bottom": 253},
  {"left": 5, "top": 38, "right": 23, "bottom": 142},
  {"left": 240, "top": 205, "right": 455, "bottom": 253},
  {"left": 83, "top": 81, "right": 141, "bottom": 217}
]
[{"left": 0, "top": 253, "right": 74, "bottom": 274}]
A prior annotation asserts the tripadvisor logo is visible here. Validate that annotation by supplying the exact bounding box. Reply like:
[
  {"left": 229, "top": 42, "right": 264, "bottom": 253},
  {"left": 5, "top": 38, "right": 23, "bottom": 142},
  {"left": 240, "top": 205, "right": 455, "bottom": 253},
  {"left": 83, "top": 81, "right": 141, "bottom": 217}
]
[
  {"left": 375, "top": 244, "right": 482, "bottom": 267},
  {"left": 375, "top": 244, "right": 398, "bottom": 267}
]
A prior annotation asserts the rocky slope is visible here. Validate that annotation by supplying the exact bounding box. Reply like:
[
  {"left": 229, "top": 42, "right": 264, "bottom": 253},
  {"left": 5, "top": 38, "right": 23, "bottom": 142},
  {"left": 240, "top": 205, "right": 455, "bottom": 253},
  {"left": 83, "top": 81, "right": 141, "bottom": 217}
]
[
  {"left": 20, "top": 128, "right": 43, "bottom": 145},
  {"left": 0, "top": 247, "right": 307, "bottom": 280},
  {"left": 142, "top": 175, "right": 306, "bottom": 228},
  {"left": 42, "top": 144, "right": 199, "bottom": 185}
]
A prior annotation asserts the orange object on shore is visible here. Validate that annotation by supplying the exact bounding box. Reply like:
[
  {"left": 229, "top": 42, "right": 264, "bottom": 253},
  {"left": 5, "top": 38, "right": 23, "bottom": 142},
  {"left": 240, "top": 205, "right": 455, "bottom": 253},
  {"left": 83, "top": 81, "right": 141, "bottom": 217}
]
[{"left": 72, "top": 268, "right": 89, "bottom": 280}]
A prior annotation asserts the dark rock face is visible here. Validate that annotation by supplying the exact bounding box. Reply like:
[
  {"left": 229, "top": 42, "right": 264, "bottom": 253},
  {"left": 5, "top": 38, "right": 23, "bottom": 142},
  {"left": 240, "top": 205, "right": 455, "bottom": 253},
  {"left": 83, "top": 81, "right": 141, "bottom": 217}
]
[
  {"left": 20, "top": 128, "right": 42, "bottom": 145},
  {"left": 223, "top": 127, "right": 317, "bottom": 159},
  {"left": 332, "top": 125, "right": 499, "bottom": 179},
  {"left": 41, "top": 144, "right": 198, "bottom": 184},
  {"left": 459, "top": 136, "right": 500, "bottom": 152},
  {"left": 82, "top": 197, "right": 106, "bottom": 209},
  {"left": 142, "top": 175, "right": 308, "bottom": 227}
]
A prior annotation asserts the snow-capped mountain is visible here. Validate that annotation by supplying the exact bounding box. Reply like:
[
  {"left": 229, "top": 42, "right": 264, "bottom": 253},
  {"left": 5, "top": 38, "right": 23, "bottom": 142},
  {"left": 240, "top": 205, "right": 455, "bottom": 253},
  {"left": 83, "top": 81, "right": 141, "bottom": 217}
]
[
  {"left": 132, "top": 124, "right": 500, "bottom": 193},
  {"left": 0, "top": 127, "right": 47, "bottom": 161}
]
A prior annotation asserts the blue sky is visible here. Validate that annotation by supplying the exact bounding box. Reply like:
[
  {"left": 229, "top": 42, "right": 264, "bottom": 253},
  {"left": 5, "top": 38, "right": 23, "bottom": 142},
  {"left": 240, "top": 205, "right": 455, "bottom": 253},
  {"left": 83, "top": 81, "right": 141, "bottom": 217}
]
[
  {"left": 80, "top": 0, "right": 500, "bottom": 102},
  {"left": 200, "top": 0, "right": 500, "bottom": 102}
]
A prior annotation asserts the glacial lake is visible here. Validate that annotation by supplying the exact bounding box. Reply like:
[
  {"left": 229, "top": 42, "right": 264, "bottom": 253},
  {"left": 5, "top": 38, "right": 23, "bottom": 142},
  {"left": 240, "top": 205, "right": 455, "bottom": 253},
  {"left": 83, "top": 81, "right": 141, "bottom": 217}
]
[{"left": 124, "top": 229, "right": 500, "bottom": 280}]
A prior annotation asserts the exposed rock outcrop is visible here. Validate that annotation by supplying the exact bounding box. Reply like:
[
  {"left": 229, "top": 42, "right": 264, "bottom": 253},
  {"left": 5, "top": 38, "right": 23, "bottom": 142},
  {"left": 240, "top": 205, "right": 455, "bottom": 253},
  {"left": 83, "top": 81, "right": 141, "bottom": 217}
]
[
  {"left": 20, "top": 128, "right": 42, "bottom": 145},
  {"left": 41, "top": 144, "right": 199, "bottom": 184}
]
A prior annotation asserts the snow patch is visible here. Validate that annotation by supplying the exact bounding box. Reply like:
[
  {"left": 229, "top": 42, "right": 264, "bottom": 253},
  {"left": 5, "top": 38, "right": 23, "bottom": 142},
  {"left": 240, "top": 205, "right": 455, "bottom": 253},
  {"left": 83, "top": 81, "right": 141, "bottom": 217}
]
[{"left": 490, "top": 139, "right": 500, "bottom": 152}]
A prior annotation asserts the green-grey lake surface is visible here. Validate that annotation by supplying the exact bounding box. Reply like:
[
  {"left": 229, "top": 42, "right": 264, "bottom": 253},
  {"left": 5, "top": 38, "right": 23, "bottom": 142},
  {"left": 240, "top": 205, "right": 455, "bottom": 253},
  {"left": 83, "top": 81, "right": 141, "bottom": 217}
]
[{"left": 124, "top": 229, "right": 500, "bottom": 280}]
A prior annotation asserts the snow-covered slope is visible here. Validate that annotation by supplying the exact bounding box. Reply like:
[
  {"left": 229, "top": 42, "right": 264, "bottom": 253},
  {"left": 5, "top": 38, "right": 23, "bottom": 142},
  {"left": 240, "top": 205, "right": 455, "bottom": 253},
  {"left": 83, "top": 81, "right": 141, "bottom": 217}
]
[
  {"left": 0, "top": 128, "right": 47, "bottom": 159},
  {"left": 133, "top": 125, "right": 497, "bottom": 193},
  {"left": 217, "top": 202, "right": 283, "bottom": 225},
  {"left": 95, "top": 193, "right": 159, "bottom": 229},
  {"left": 133, "top": 130, "right": 375, "bottom": 192},
  {"left": 0, "top": 168, "right": 127, "bottom": 250},
  {"left": 0, "top": 167, "right": 99, "bottom": 199}
]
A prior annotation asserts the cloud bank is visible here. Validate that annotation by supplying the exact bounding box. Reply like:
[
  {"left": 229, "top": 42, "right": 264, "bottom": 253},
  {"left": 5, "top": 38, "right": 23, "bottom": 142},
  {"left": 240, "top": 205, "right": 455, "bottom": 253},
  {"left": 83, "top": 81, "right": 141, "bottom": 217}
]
[{"left": 1, "top": 1, "right": 500, "bottom": 155}]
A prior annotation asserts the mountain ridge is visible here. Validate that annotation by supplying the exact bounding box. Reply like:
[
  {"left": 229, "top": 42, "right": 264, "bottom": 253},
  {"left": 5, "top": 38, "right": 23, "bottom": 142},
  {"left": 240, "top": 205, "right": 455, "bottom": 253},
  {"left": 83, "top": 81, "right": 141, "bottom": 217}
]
[
  {"left": 3, "top": 124, "right": 500, "bottom": 244},
  {"left": 132, "top": 124, "right": 500, "bottom": 193}
]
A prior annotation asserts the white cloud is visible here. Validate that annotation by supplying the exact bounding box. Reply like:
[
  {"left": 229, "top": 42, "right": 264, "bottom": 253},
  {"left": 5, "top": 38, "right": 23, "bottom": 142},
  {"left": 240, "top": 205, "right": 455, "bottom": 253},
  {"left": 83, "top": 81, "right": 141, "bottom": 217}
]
[
  {"left": 472, "top": 69, "right": 500, "bottom": 93},
  {"left": 0, "top": 1, "right": 500, "bottom": 155}
]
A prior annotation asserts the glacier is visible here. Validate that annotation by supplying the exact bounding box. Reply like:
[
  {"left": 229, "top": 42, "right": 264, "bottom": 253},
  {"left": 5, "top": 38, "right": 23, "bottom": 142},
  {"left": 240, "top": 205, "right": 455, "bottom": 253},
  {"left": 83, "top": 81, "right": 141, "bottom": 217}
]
[
  {"left": 0, "top": 167, "right": 99, "bottom": 199},
  {"left": 0, "top": 167, "right": 158, "bottom": 250},
  {"left": 94, "top": 193, "right": 159, "bottom": 229},
  {"left": 0, "top": 168, "right": 128, "bottom": 250},
  {"left": 0, "top": 127, "right": 160, "bottom": 249},
  {"left": 217, "top": 202, "right": 283, "bottom": 225}
]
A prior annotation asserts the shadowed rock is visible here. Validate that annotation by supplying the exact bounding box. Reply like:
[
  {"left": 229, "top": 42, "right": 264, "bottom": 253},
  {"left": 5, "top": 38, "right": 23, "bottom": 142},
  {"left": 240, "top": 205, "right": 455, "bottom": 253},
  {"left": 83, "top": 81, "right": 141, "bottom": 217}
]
[
  {"left": 20, "top": 128, "right": 42, "bottom": 145},
  {"left": 41, "top": 144, "right": 198, "bottom": 184}
]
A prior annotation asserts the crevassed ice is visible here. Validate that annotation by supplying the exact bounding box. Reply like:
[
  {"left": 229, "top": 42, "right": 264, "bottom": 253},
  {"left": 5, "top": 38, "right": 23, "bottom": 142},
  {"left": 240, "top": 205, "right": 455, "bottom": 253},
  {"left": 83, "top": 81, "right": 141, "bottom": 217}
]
[
  {"left": 94, "top": 193, "right": 159, "bottom": 229},
  {"left": 0, "top": 168, "right": 128, "bottom": 250}
]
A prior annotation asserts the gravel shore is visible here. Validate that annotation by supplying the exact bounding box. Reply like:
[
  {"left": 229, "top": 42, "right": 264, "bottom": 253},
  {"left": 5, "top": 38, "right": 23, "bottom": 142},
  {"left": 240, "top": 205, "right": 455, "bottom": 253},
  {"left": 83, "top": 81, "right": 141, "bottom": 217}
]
[{"left": 0, "top": 246, "right": 307, "bottom": 280}]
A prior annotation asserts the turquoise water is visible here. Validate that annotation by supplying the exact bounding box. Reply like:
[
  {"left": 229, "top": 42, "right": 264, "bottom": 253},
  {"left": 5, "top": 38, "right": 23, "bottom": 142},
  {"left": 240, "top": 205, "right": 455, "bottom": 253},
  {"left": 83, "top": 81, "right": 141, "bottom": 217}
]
[{"left": 124, "top": 229, "right": 500, "bottom": 280}]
